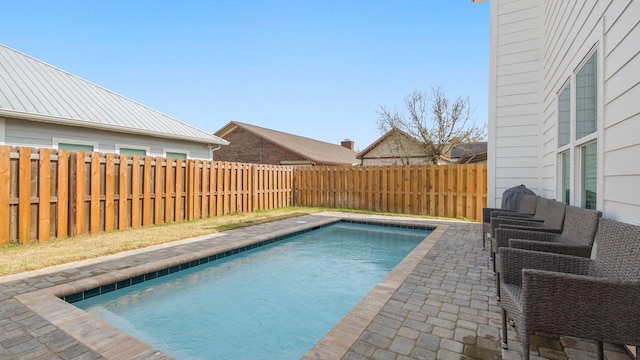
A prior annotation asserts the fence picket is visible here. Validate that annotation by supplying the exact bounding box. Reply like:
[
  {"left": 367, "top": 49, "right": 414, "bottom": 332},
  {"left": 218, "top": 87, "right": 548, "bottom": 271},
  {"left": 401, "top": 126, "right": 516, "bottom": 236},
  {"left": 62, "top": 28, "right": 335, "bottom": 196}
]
[
  {"left": 0, "top": 147, "right": 10, "bottom": 245},
  {"left": 57, "top": 150, "right": 69, "bottom": 238},
  {"left": 38, "top": 149, "right": 51, "bottom": 241},
  {"left": 105, "top": 154, "right": 115, "bottom": 231},
  {"left": 118, "top": 155, "right": 128, "bottom": 230},
  {"left": 154, "top": 156, "right": 163, "bottom": 224}
]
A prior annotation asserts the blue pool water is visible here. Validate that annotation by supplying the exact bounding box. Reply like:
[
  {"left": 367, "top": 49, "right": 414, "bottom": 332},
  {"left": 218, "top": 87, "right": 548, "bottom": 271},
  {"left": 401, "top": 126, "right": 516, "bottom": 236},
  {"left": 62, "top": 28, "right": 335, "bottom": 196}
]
[{"left": 75, "top": 222, "right": 430, "bottom": 359}]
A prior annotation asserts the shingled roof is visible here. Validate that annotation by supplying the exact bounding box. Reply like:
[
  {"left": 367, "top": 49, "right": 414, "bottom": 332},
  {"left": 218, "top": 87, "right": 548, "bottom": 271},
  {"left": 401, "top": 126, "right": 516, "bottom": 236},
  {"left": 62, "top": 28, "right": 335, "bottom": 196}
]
[
  {"left": 215, "top": 121, "right": 358, "bottom": 165},
  {"left": 0, "top": 43, "right": 228, "bottom": 145}
]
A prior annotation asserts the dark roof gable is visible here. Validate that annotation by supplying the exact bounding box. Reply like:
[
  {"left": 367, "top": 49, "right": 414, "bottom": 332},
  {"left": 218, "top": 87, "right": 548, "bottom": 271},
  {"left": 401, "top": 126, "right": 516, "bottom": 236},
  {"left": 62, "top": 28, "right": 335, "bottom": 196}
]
[{"left": 215, "top": 121, "right": 357, "bottom": 165}]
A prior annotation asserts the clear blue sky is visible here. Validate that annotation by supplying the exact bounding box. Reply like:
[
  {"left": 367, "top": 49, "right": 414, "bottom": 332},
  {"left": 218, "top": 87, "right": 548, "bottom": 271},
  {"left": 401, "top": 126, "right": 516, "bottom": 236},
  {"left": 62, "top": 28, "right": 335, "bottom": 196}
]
[{"left": 1, "top": 1, "right": 489, "bottom": 152}]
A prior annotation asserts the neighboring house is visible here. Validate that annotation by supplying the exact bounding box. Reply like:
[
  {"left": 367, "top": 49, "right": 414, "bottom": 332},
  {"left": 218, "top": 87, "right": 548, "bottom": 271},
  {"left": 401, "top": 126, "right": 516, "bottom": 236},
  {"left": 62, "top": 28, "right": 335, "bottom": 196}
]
[
  {"left": 213, "top": 121, "right": 358, "bottom": 166},
  {"left": 451, "top": 142, "right": 487, "bottom": 164},
  {"left": 0, "top": 43, "right": 228, "bottom": 159},
  {"left": 357, "top": 129, "right": 433, "bottom": 166},
  {"left": 487, "top": 0, "right": 640, "bottom": 224},
  {"left": 357, "top": 128, "right": 487, "bottom": 165}
]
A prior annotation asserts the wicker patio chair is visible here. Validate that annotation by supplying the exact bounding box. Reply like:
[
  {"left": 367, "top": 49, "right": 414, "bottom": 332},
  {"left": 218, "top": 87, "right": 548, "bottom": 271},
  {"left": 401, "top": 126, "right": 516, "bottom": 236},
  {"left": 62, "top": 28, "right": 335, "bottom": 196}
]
[
  {"left": 498, "top": 218, "right": 640, "bottom": 360},
  {"left": 482, "top": 194, "right": 538, "bottom": 249},
  {"left": 490, "top": 198, "right": 566, "bottom": 269},
  {"left": 491, "top": 198, "right": 566, "bottom": 234},
  {"left": 492, "top": 205, "right": 602, "bottom": 298}
]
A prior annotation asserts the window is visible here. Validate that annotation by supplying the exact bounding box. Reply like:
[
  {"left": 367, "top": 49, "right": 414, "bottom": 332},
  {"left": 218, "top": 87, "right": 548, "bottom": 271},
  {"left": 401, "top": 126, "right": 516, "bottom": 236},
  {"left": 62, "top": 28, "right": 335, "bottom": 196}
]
[
  {"left": 53, "top": 138, "right": 98, "bottom": 152},
  {"left": 581, "top": 142, "right": 597, "bottom": 209},
  {"left": 58, "top": 143, "right": 94, "bottom": 152},
  {"left": 166, "top": 151, "right": 187, "bottom": 160},
  {"left": 119, "top": 148, "right": 147, "bottom": 156},
  {"left": 576, "top": 53, "right": 597, "bottom": 139},
  {"left": 560, "top": 151, "right": 570, "bottom": 204},
  {"left": 558, "top": 85, "right": 570, "bottom": 147},
  {"left": 556, "top": 49, "right": 599, "bottom": 209}
]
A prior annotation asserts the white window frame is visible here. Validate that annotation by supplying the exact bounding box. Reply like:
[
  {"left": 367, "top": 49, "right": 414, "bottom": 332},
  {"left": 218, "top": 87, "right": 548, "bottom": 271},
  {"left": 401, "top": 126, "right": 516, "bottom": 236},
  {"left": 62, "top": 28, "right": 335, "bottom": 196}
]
[{"left": 556, "top": 45, "right": 603, "bottom": 210}]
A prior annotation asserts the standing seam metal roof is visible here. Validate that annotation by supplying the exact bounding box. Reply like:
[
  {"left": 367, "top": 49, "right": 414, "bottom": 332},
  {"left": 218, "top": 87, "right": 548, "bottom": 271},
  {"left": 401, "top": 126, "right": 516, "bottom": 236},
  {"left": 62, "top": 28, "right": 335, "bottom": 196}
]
[{"left": 0, "top": 43, "right": 228, "bottom": 145}]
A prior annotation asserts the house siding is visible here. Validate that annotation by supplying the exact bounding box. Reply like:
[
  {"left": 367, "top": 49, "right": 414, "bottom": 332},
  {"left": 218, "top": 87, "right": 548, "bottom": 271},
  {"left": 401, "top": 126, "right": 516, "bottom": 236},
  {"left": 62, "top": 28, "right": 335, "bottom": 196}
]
[
  {"left": 490, "top": 0, "right": 640, "bottom": 223},
  {"left": 1, "top": 117, "right": 212, "bottom": 159},
  {"left": 214, "top": 127, "right": 307, "bottom": 165},
  {"left": 360, "top": 135, "right": 431, "bottom": 166},
  {"left": 488, "top": 0, "right": 543, "bottom": 206},
  {"left": 601, "top": 0, "right": 640, "bottom": 223}
]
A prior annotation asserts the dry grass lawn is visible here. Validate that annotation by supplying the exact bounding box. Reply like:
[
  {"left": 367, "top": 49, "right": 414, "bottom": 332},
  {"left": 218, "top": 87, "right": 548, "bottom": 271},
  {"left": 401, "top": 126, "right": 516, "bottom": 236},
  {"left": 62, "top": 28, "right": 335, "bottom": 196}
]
[{"left": 0, "top": 207, "right": 324, "bottom": 277}]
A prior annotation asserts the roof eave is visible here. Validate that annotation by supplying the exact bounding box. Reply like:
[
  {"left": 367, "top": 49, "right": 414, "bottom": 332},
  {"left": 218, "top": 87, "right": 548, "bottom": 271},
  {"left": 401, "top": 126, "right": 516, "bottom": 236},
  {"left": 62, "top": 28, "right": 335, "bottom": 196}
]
[{"left": 0, "top": 109, "right": 229, "bottom": 146}]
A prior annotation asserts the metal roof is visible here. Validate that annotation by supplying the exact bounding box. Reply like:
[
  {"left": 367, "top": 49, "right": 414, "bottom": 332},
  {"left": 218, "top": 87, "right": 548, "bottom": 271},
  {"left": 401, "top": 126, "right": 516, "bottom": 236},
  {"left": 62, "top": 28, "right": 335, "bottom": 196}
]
[
  {"left": 0, "top": 43, "right": 228, "bottom": 145},
  {"left": 215, "top": 121, "right": 358, "bottom": 165}
]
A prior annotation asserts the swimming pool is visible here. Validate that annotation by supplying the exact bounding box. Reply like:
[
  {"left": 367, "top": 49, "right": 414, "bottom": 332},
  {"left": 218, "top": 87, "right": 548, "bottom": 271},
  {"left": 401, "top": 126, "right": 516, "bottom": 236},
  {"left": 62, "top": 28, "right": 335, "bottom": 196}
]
[{"left": 73, "top": 221, "right": 431, "bottom": 359}]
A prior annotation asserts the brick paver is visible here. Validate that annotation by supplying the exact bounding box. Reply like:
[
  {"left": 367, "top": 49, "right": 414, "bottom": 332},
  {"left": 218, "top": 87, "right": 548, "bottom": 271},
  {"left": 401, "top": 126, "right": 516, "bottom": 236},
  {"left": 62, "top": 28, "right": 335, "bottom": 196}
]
[{"left": 0, "top": 212, "right": 634, "bottom": 359}]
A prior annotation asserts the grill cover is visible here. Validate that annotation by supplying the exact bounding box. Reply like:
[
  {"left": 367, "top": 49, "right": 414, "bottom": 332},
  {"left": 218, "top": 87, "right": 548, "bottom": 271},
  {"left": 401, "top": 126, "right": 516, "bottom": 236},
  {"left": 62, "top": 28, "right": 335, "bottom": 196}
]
[{"left": 501, "top": 185, "right": 536, "bottom": 211}]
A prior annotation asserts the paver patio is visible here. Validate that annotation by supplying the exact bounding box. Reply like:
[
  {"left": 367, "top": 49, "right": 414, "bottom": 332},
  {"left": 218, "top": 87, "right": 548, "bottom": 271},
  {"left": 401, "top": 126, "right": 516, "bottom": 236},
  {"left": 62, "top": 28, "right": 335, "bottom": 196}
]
[{"left": 0, "top": 212, "right": 634, "bottom": 359}]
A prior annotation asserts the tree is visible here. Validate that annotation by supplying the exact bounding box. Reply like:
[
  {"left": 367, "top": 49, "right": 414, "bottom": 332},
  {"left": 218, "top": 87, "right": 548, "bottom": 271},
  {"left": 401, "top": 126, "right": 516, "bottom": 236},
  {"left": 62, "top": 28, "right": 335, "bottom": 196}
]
[{"left": 376, "top": 86, "right": 487, "bottom": 164}]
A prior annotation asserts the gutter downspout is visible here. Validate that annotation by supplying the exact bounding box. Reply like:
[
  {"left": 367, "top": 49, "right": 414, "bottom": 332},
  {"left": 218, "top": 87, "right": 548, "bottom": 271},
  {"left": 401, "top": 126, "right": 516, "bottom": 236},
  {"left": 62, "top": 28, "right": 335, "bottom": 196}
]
[{"left": 209, "top": 144, "right": 222, "bottom": 160}]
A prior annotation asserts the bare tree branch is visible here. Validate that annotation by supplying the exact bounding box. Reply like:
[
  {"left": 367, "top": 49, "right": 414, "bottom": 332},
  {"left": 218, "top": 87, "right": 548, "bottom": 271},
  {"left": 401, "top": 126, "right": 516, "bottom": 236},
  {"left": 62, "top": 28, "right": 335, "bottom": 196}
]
[{"left": 376, "top": 86, "right": 486, "bottom": 164}]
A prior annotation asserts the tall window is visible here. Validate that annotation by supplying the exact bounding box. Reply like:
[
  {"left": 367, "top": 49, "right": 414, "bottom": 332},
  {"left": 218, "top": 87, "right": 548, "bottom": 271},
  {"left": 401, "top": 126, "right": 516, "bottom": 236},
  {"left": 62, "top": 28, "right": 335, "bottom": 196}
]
[
  {"left": 557, "top": 50, "right": 598, "bottom": 209},
  {"left": 581, "top": 142, "right": 597, "bottom": 209},
  {"left": 558, "top": 85, "right": 570, "bottom": 147},
  {"left": 576, "top": 53, "right": 597, "bottom": 139},
  {"left": 560, "top": 151, "right": 570, "bottom": 204}
]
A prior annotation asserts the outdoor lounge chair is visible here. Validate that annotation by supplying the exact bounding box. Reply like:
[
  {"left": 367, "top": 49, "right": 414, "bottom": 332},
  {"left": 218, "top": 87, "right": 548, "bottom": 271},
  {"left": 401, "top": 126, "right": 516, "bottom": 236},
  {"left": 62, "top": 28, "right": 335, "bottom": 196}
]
[
  {"left": 487, "top": 196, "right": 551, "bottom": 239},
  {"left": 498, "top": 218, "right": 640, "bottom": 360},
  {"left": 490, "top": 198, "right": 566, "bottom": 269},
  {"left": 490, "top": 198, "right": 566, "bottom": 234},
  {"left": 492, "top": 205, "right": 602, "bottom": 298},
  {"left": 482, "top": 194, "right": 538, "bottom": 249}
]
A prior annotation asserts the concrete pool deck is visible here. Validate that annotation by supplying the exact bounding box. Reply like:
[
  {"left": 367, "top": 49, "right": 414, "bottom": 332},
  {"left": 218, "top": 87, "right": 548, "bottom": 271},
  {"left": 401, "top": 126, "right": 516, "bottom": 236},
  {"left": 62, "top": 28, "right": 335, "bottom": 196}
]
[{"left": 0, "top": 212, "right": 634, "bottom": 360}]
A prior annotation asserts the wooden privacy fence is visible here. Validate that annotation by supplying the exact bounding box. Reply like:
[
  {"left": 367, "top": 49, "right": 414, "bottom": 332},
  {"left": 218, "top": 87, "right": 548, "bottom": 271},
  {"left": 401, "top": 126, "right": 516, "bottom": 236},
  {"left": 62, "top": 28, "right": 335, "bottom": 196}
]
[
  {"left": 0, "top": 146, "right": 294, "bottom": 245},
  {"left": 0, "top": 145, "right": 487, "bottom": 246},
  {"left": 296, "top": 164, "right": 487, "bottom": 221}
]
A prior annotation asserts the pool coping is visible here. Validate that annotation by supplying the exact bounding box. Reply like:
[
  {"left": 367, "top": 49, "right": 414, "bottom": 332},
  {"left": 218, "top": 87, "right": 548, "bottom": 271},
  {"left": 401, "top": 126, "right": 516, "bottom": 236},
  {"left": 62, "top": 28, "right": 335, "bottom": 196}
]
[{"left": 12, "top": 213, "right": 449, "bottom": 359}]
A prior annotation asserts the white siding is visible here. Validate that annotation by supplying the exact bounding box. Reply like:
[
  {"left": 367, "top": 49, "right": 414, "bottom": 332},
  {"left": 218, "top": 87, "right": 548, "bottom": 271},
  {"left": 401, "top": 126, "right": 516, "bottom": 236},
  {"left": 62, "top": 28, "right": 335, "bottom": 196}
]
[
  {"left": 489, "top": 0, "right": 640, "bottom": 223},
  {"left": 601, "top": 0, "right": 640, "bottom": 224},
  {"left": 488, "top": 0, "right": 543, "bottom": 206},
  {"left": 2, "top": 117, "right": 212, "bottom": 159}
]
